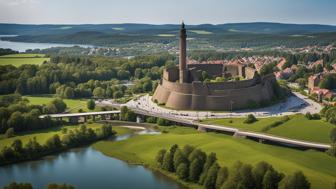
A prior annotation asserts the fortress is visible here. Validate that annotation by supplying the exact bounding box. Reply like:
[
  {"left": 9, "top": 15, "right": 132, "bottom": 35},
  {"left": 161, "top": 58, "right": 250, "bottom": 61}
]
[{"left": 152, "top": 22, "right": 278, "bottom": 111}]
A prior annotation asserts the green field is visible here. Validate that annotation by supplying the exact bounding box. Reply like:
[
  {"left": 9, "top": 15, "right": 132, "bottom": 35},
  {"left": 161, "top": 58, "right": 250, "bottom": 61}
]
[
  {"left": 189, "top": 30, "right": 213, "bottom": 35},
  {"left": 0, "top": 54, "right": 49, "bottom": 67},
  {"left": 0, "top": 124, "right": 131, "bottom": 151},
  {"left": 157, "top": 34, "right": 175, "bottom": 37},
  {"left": 203, "top": 114, "right": 335, "bottom": 143},
  {"left": 25, "top": 96, "right": 93, "bottom": 113},
  {"left": 93, "top": 126, "right": 336, "bottom": 189}
]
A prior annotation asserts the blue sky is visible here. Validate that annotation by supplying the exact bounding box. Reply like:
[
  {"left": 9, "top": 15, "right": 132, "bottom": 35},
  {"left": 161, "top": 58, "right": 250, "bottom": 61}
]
[{"left": 0, "top": 0, "right": 335, "bottom": 25}]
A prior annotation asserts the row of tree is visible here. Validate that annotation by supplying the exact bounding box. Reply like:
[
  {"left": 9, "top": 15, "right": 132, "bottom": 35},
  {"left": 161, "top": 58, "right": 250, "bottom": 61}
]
[
  {"left": 3, "top": 182, "right": 74, "bottom": 189},
  {"left": 156, "top": 144, "right": 310, "bottom": 189},
  {"left": 0, "top": 124, "right": 114, "bottom": 166},
  {"left": 0, "top": 53, "right": 175, "bottom": 96}
]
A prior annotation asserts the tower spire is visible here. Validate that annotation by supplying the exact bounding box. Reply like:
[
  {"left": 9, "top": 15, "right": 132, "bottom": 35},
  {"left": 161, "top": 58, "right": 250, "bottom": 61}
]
[{"left": 179, "top": 21, "right": 187, "bottom": 83}]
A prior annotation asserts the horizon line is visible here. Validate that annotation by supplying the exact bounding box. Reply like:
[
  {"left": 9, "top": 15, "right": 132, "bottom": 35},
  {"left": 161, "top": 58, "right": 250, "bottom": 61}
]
[{"left": 0, "top": 21, "right": 335, "bottom": 27}]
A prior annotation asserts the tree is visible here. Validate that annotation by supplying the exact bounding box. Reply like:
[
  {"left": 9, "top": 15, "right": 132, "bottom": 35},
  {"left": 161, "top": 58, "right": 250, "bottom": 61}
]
[
  {"left": 45, "top": 183, "right": 74, "bottom": 189},
  {"left": 93, "top": 87, "right": 105, "bottom": 98},
  {"left": 176, "top": 163, "right": 189, "bottom": 180},
  {"left": 11, "top": 139, "right": 23, "bottom": 153},
  {"left": 215, "top": 167, "right": 229, "bottom": 189},
  {"left": 189, "top": 158, "right": 204, "bottom": 182},
  {"left": 330, "top": 128, "right": 336, "bottom": 143},
  {"left": 50, "top": 98, "right": 67, "bottom": 113},
  {"left": 63, "top": 87, "right": 74, "bottom": 99},
  {"left": 5, "top": 127, "right": 15, "bottom": 138},
  {"left": 46, "top": 134, "right": 62, "bottom": 150},
  {"left": 157, "top": 118, "right": 171, "bottom": 126},
  {"left": 173, "top": 149, "right": 188, "bottom": 170},
  {"left": 252, "top": 161, "right": 272, "bottom": 189},
  {"left": 113, "top": 91, "right": 123, "bottom": 99},
  {"left": 244, "top": 114, "right": 257, "bottom": 124},
  {"left": 279, "top": 171, "right": 310, "bottom": 189},
  {"left": 262, "top": 169, "right": 283, "bottom": 189},
  {"left": 3, "top": 182, "right": 33, "bottom": 189},
  {"left": 156, "top": 149, "right": 167, "bottom": 167},
  {"left": 182, "top": 145, "right": 195, "bottom": 158},
  {"left": 87, "top": 99, "right": 95, "bottom": 110},
  {"left": 7, "top": 111, "right": 24, "bottom": 132},
  {"left": 162, "top": 151, "right": 174, "bottom": 172},
  {"left": 200, "top": 152, "right": 217, "bottom": 184},
  {"left": 204, "top": 163, "right": 220, "bottom": 189}
]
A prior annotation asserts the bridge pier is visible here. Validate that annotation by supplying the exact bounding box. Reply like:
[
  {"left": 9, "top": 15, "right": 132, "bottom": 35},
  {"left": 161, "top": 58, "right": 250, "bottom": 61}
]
[
  {"left": 136, "top": 115, "right": 144, "bottom": 123},
  {"left": 92, "top": 115, "right": 96, "bottom": 121},
  {"left": 69, "top": 116, "right": 79, "bottom": 124}
]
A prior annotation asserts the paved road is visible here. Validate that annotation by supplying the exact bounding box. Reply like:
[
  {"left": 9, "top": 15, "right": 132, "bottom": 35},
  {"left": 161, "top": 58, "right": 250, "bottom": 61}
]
[{"left": 118, "top": 92, "right": 322, "bottom": 120}]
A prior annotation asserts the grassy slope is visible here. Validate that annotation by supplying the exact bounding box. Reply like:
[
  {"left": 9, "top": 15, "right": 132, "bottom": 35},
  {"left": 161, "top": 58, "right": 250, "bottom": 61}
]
[
  {"left": 25, "top": 96, "right": 91, "bottom": 113},
  {"left": 0, "top": 54, "right": 49, "bottom": 67},
  {"left": 0, "top": 124, "right": 131, "bottom": 151},
  {"left": 93, "top": 126, "right": 336, "bottom": 189},
  {"left": 203, "top": 114, "right": 335, "bottom": 143}
]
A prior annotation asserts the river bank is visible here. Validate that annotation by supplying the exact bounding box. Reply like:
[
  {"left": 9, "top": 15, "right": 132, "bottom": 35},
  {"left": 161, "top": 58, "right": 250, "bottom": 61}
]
[{"left": 92, "top": 126, "right": 336, "bottom": 189}]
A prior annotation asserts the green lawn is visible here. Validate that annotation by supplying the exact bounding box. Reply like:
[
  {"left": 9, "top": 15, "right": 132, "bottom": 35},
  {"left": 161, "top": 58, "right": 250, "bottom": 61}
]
[
  {"left": 0, "top": 124, "right": 131, "bottom": 151},
  {"left": 25, "top": 96, "right": 91, "bottom": 113},
  {"left": 203, "top": 114, "right": 335, "bottom": 143},
  {"left": 93, "top": 126, "right": 336, "bottom": 189},
  {"left": 0, "top": 54, "right": 49, "bottom": 67},
  {"left": 189, "top": 30, "right": 213, "bottom": 35},
  {"left": 157, "top": 34, "right": 175, "bottom": 37}
]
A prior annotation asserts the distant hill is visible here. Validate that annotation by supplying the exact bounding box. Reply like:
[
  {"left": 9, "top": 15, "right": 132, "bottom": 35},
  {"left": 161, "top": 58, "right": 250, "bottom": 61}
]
[{"left": 1, "top": 22, "right": 336, "bottom": 35}]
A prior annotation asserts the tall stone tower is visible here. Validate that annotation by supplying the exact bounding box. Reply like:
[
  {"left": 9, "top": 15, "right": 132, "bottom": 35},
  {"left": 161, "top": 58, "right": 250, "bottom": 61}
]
[{"left": 179, "top": 21, "right": 187, "bottom": 83}]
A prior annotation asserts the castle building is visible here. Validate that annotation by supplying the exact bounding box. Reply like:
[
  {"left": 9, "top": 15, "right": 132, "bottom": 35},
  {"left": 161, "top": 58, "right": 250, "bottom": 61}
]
[{"left": 152, "top": 22, "right": 277, "bottom": 111}]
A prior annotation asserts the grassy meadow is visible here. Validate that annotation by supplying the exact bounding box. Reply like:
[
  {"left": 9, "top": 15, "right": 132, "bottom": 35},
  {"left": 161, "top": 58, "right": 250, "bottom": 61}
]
[
  {"left": 93, "top": 126, "right": 336, "bottom": 189},
  {"left": 25, "top": 96, "right": 93, "bottom": 113},
  {"left": 203, "top": 114, "right": 335, "bottom": 143},
  {"left": 0, "top": 54, "right": 49, "bottom": 67},
  {"left": 0, "top": 123, "right": 131, "bottom": 151}
]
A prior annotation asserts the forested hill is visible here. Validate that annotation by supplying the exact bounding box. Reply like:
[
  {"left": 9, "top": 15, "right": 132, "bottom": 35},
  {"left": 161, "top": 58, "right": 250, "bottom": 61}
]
[
  {"left": 1, "top": 22, "right": 336, "bottom": 49},
  {"left": 1, "top": 22, "right": 336, "bottom": 35}
]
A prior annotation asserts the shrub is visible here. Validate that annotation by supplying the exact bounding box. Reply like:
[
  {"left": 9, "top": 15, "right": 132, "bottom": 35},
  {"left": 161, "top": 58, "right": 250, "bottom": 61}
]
[
  {"left": 244, "top": 114, "right": 257, "bottom": 124},
  {"left": 157, "top": 118, "right": 171, "bottom": 126},
  {"left": 5, "top": 128, "right": 15, "bottom": 138},
  {"left": 305, "top": 112, "right": 313, "bottom": 120}
]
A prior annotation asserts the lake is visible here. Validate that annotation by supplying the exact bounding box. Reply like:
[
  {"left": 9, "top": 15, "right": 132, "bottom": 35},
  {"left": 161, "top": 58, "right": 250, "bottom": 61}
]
[
  {"left": 0, "top": 35, "right": 92, "bottom": 52},
  {"left": 0, "top": 130, "right": 184, "bottom": 189}
]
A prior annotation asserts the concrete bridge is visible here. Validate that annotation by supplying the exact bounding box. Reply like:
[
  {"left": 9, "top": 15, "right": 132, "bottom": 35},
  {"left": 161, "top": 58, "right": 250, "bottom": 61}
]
[
  {"left": 129, "top": 108, "right": 331, "bottom": 151},
  {"left": 39, "top": 108, "right": 331, "bottom": 151},
  {"left": 39, "top": 110, "right": 120, "bottom": 124}
]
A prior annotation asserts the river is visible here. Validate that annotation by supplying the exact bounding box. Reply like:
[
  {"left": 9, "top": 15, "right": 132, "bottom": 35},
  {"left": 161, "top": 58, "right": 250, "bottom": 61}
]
[
  {"left": 0, "top": 35, "right": 92, "bottom": 52},
  {"left": 0, "top": 129, "right": 184, "bottom": 189}
]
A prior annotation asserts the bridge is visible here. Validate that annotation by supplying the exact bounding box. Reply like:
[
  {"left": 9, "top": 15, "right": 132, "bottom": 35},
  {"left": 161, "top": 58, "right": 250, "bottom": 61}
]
[
  {"left": 39, "top": 108, "right": 331, "bottom": 151},
  {"left": 39, "top": 110, "right": 120, "bottom": 123}
]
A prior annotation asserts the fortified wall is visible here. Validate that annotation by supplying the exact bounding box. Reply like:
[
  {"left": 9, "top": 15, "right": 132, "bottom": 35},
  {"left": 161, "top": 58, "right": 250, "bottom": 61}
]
[{"left": 153, "top": 63, "right": 276, "bottom": 110}]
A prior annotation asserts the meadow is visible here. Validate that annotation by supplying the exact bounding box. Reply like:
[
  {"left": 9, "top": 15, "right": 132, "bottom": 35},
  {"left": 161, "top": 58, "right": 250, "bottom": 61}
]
[
  {"left": 93, "top": 126, "right": 336, "bottom": 189},
  {"left": 203, "top": 114, "right": 335, "bottom": 143},
  {"left": 0, "top": 123, "right": 131, "bottom": 151},
  {"left": 0, "top": 54, "right": 49, "bottom": 67},
  {"left": 25, "top": 96, "right": 93, "bottom": 113}
]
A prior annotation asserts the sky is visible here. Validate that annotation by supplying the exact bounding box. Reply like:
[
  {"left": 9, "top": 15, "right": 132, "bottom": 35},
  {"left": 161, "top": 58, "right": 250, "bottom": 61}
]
[{"left": 0, "top": 0, "right": 335, "bottom": 25}]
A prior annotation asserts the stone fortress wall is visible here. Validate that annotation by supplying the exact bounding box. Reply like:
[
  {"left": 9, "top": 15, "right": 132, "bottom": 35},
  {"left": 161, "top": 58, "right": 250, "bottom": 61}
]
[
  {"left": 153, "top": 63, "right": 276, "bottom": 111},
  {"left": 152, "top": 22, "right": 277, "bottom": 111}
]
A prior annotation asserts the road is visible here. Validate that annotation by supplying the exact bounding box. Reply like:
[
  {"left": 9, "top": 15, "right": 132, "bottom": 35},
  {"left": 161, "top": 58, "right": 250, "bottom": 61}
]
[{"left": 101, "top": 92, "right": 321, "bottom": 120}]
